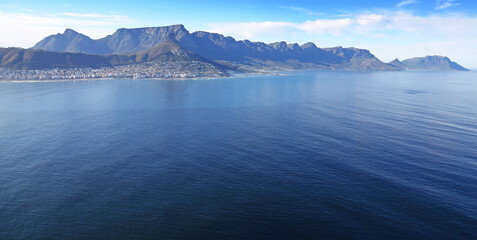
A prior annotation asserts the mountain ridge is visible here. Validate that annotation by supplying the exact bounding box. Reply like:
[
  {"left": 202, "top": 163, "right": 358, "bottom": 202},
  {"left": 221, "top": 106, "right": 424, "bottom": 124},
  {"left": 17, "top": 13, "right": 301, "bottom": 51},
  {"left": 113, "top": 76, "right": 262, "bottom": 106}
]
[
  {"left": 21, "top": 24, "right": 470, "bottom": 72},
  {"left": 31, "top": 25, "right": 401, "bottom": 71}
]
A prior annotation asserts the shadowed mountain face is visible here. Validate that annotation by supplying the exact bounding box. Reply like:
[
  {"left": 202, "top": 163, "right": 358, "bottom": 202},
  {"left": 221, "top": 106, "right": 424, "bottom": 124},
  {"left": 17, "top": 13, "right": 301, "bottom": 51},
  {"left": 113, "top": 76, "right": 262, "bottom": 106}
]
[
  {"left": 1, "top": 39, "right": 210, "bottom": 70},
  {"left": 31, "top": 25, "right": 400, "bottom": 71},
  {"left": 388, "top": 56, "right": 469, "bottom": 71}
]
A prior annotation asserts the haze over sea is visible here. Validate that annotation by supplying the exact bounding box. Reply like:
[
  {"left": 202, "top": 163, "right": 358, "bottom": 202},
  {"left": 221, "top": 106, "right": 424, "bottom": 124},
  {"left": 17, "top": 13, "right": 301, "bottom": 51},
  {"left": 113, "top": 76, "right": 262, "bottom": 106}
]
[{"left": 1, "top": 71, "right": 477, "bottom": 239}]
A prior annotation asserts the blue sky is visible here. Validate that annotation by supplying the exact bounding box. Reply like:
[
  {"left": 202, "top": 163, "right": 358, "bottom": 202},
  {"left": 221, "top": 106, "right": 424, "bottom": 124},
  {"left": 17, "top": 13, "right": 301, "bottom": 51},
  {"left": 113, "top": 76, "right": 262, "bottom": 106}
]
[{"left": 1, "top": 0, "right": 476, "bottom": 68}]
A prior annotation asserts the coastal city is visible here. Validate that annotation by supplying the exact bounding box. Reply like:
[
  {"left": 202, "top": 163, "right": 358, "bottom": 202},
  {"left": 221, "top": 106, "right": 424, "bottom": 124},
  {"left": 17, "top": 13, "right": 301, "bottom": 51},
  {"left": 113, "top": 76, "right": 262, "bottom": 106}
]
[{"left": 0, "top": 61, "right": 230, "bottom": 81}]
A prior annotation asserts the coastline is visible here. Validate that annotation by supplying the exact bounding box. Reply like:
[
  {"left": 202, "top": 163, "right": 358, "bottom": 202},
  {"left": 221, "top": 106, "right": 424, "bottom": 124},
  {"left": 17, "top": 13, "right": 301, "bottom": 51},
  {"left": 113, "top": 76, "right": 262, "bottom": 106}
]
[
  {"left": 0, "top": 74, "right": 234, "bottom": 83},
  {"left": 1, "top": 69, "right": 473, "bottom": 83}
]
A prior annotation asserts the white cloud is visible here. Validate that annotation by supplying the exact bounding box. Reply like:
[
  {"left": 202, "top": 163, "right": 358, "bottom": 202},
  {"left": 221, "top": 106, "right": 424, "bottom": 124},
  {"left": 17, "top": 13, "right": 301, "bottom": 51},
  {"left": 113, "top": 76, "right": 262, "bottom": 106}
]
[
  {"left": 207, "top": 12, "right": 477, "bottom": 41},
  {"left": 279, "top": 5, "right": 322, "bottom": 16},
  {"left": 359, "top": 40, "right": 474, "bottom": 67},
  {"left": 63, "top": 12, "right": 131, "bottom": 22},
  {"left": 299, "top": 19, "right": 353, "bottom": 35},
  {"left": 397, "top": 0, "right": 417, "bottom": 7},
  {"left": 207, "top": 14, "right": 386, "bottom": 40},
  {"left": 207, "top": 18, "right": 355, "bottom": 40},
  {"left": 206, "top": 12, "right": 477, "bottom": 68},
  {"left": 207, "top": 22, "right": 296, "bottom": 40},
  {"left": 356, "top": 14, "right": 385, "bottom": 26},
  {"left": 436, "top": 0, "right": 459, "bottom": 10},
  {"left": 0, "top": 12, "right": 134, "bottom": 48}
]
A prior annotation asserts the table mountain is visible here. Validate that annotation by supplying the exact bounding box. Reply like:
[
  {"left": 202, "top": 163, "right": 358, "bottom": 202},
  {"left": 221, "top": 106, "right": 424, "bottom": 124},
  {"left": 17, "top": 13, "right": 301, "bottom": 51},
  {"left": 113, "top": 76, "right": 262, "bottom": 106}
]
[{"left": 98, "top": 25, "right": 192, "bottom": 54}]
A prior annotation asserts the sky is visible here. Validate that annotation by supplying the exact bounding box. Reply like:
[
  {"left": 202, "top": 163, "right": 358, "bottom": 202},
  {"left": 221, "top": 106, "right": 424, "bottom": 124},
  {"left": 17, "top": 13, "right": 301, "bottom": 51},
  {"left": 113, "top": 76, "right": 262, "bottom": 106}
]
[{"left": 1, "top": 0, "right": 476, "bottom": 68}]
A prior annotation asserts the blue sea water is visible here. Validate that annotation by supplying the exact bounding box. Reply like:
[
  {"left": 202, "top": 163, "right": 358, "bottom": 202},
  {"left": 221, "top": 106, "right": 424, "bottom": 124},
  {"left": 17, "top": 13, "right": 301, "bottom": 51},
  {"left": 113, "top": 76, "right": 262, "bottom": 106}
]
[{"left": 1, "top": 71, "right": 477, "bottom": 239}]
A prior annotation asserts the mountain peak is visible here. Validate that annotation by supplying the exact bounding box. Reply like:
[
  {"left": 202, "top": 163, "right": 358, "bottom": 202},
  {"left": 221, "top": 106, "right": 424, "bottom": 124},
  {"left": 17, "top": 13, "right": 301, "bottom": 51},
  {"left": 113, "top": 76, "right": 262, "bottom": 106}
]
[
  {"left": 301, "top": 42, "right": 317, "bottom": 49},
  {"left": 389, "top": 58, "right": 403, "bottom": 65},
  {"left": 63, "top": 28, "right": 80, "bottom": 36},
  {"left": 387, "top": 58, "right": 406, "bottom": 70},
  {"left": 287, "top": 43, "right": 300, "bottom": 50},
  {"left": 170, "top": 24, "right": 186, "bottom": 30},
  {"left": 269, "top": 41, "right": 288, "bottom": 50},
  {"left": 32, "top": 28, "right": 109, "bottom": 54}
]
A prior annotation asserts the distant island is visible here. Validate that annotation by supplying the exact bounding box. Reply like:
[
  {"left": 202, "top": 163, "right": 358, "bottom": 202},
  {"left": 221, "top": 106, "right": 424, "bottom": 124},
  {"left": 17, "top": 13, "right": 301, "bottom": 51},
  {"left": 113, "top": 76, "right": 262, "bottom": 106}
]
[{"left": 0, "top": 24, "right": 469, "bottom": 81}]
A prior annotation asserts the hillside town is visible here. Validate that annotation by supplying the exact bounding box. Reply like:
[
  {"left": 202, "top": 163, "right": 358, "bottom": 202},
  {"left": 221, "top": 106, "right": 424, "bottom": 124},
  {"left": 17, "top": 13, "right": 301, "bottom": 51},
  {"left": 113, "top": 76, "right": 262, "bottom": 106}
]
[{"left": 0, "top": 61, "right": 230, "bottom": 81}]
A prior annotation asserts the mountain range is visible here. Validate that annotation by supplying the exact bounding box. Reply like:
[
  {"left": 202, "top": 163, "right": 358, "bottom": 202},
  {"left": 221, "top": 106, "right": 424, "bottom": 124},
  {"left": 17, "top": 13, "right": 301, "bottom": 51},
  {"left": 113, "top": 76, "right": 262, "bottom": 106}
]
[{"left": 0, "top": 24, "right": 469, "bottom": 71}]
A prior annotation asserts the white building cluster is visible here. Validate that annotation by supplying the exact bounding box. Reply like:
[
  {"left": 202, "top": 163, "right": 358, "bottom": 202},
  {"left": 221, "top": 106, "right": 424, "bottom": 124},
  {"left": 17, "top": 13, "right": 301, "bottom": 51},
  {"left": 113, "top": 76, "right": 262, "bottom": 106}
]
[{"left": 0, "top": 61, "right": 229, "bottom": 81}]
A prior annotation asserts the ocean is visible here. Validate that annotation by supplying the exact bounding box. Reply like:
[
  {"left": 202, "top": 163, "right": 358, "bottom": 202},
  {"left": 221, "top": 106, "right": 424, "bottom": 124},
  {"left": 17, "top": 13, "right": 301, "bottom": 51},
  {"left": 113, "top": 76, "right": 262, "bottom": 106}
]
[{"left": 1, "top": 71, "right": 477, "bottom": 239}]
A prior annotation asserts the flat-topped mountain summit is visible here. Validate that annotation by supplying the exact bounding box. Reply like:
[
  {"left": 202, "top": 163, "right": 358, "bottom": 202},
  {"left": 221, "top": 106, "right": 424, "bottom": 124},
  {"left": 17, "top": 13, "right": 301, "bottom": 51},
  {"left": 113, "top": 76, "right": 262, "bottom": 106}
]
[
  {"left": 388, "top": 56, "right": 468, "bottom": 71},
  {"left": 404, "top": 56, "right": 468, "bottom": 71}
]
